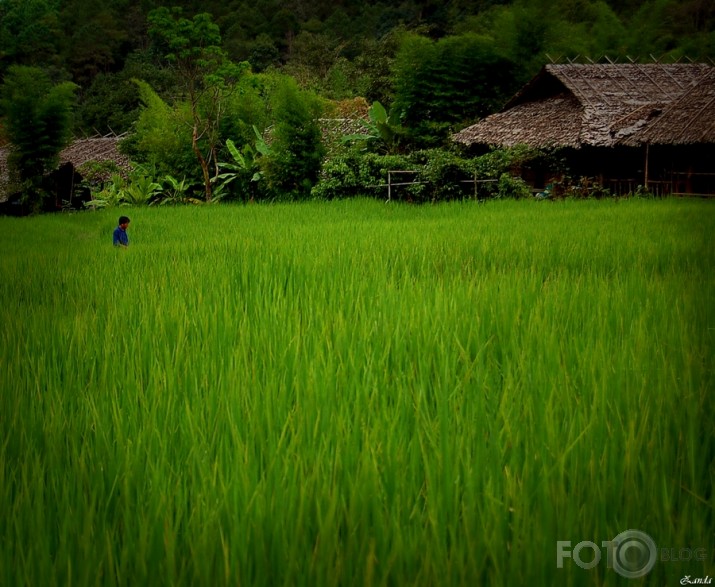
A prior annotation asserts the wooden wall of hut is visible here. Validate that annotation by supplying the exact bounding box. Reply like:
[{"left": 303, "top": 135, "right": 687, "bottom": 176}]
[{"left": 553, "top": 145, "right": 715, "bottom": 196}]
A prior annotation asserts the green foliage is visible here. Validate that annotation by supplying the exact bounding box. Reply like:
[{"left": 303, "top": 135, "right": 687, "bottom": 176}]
[
  {"left": 559, "top": 175, "right": 614, "bottom": 199},
  {"left": 213, "top": 131, "right": 269, "bottom": 201},
  {"left": 84, "top": 166, "right": 164, "bottom": 208},
  {"left": 84, "top": 173, "right": 125, "bottom": 210},
  {"left": 312, "top": 150, "right": 413, "bottom": 200},
  {"left": 0, "top": 65, "right": 77, "bottom": 210},
  {"left": 148, "top": 7, "right": 248, "bottom": 202},
  {"left": 4, "top": 0, "right": 715, "bottom": 127},
  {"left": 148, "top": 8, "right": 224, "bottom": 73},
  {"left": 4, "top": 0, "right": 713, "bottom": 209},
  {"left": 219, "top": 74, "right": 272, "bottom": 152},
  {"left": 411, "top": 149, "right": 478, "bottom": 202},
  {"left": 77, "top": 160, "right": 125, "bottom": 198},
  {"left": 471, "top": 145, "right": 548, "bottom": 178},
  {"left": 121, "top": 80, "right": 196, "bottom": 183},
  {"left": 121, "top": 167, "right": 162, "bottom": 206},
  {"left": 76, "top": 52, "right": 177, "bottom": 135},
  {"left": 314, "top": 146, "right": 550, "bottom": 201},
  {"left": 156, "top": 175, "right": 198, "bottom": 206},
  {"left": 61, "top": 3, "right": 128, "bottom": 85},
  {"left": 1, "top": 200, "right": 713, "bottom": 586},
  {"left": 497, "top": 173, "right": 532, "bottom": 199},
  {"left": 263, "top": 77, "right": 325, "bottom": 200},
  {"left": 392, "top": 33, "right": 520, "bottom": 148},
  {"left": 342, "top": 101, "right": 403, "bottom": 154},
  {"left": 0, "top": 0, "right": 62, "bottom": 75}
]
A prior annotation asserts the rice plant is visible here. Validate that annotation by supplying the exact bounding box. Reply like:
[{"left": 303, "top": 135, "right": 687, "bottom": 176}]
[{"left": 0, "top": 198, "right": 713, "bottom": 586}]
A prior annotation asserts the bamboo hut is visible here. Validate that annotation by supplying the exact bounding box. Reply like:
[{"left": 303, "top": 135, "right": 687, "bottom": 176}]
[
  {"left": 453, "top": 63, "right": 715, "bottom": 195},
  {"left": 0, "top": 136, "right": 131, "bottom": 213}
]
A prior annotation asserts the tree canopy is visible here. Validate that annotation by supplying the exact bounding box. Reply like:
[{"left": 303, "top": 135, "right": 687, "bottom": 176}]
[
  {"left": 0, "top": 0, "right": 713, "bottom": 203},
  {"left": 1, "top": 65, "right": 77, "bottom": 209}
]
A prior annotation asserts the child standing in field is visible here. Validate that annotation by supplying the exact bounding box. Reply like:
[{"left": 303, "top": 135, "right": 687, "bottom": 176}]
[{"left": 113, "top": 216, "right": 130, "bottom": 248}]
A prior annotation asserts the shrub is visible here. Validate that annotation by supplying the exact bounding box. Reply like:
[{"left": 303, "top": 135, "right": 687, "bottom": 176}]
[
  {"left": 120, "top": 81, "right": 197, "bottom": 185},
  {"left": 1, "top": 65, "right": 77, "bottom": 211},
  {"left": 312, "top": 151, "right": 412, "bottom": 200},
  {"left": 497, "top": 173, "right": 531, "bottom": 199},
  {"left": 262, "top": 77, "right": 325, "bottom": 200},
  {"left": 412, "top": 149, "right": 476, "bottom": 202}
]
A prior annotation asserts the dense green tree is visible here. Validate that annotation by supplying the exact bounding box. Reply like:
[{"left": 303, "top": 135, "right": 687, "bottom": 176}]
[
  {"left": 262, "top": 76, "right": 325, "bottom": 199},
  {"left": 246, "top": 34, "right": 282, "bottom": 72},
  {"left": 392, "top": 33, "right": 520, "bottom": 147},
  {"left": 351, "top": 32, "right": 402, "bottom": 105},
  {"left": 59, "top": 1, "right": 129, "bottom": 84},
  {"left": 489, "top": 0, "right": 555, "bottom": 80},
  {"left": 1, "top": 66, "right": 77, "bottom": 210},
  {"left": 621, "top": 0, "right": 715, "bottom": 58},
  {"left": 220, "top": 74, "right": 272, "bottom": 148},
  {"left": 120, "top": 80, "right": 196, "bottom": 182},
  {"left": 148, "top": 7, "right": 246, "bottom": 201},
  {"left": 76, "top": 51, "right": 177, "bottom": 135},
  {"left": 0, "top": 0, "right": 62, "bottom": 75}
]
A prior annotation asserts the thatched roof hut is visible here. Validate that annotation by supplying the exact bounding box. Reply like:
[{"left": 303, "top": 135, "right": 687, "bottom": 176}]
[
  {"left": 1, "top": 137, "right": 130, "bottom": 187},
  {"left": 57, "top": 137, "right": 132, "bottom": 177},
  {"left": 453, "top": 63, "right": 714, "bottom": 149},
  {"left": 453, "top": 63, "right": 715, "bottom": 195},
  {"left": 617, "top": 68, "right": 715, "bottom": 146},
  {"left": 0, "top": 136, "right": 131, "bottom": 211}
]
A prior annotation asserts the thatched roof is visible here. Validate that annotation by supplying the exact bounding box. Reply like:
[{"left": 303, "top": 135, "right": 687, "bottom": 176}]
[
  {"left": 0, "top": 137, "right": 130, "bottom": 199},
  {"left": 453, "top": 63, "right": 715, "bottom": 149},
  {"left": 319, "top": 118, "right": 371, "bottom": 141},
  {"left": 456, "top": 92, "right": 584, "bottom": 148},
  {"left": 58, "top": 137, "right": 131, "bottom": 175},
  {"left": 617, "top": 68, "right": 715, "bottom": 146}
]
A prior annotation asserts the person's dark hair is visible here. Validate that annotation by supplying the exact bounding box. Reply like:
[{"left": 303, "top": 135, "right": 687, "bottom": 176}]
[{"left": 118, "top": 216, "right": 130, "bottom": 225}]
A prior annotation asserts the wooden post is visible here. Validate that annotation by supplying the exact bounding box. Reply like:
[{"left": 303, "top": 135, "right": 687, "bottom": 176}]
[
  {"left": 644, "top": 143, "right": 650, "bottom": 191},
  {"left": 387, "top": 170, "right": 391, "bottom": 202}
]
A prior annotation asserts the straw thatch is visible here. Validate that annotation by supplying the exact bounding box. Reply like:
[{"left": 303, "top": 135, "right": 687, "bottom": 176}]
[
  {"left": 0, "top": 136, "right": 130, "bottom": 201},
  {"left": 1, "top": 137, "right": 130, "bottom": 176},
  {"left": 453, "top": 63, "right": 715, "bottom": 149},
  {"left": 58, "top": 137, "right": 131, "bottom": 177},
  {"left": 617, "top": 68, "right": 715, "bottom": 146},
  {"left": 454, "top": 92, "right": 583, "bottom": 148}
]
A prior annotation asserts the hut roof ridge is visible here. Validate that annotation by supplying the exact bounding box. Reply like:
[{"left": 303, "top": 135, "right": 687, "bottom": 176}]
[{"left": 453, "top": 63, "right": 715, "bottom": 149}]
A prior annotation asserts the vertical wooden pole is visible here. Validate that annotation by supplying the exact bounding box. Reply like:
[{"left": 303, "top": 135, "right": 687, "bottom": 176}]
[
  {"left": 388, "top": 171, "right": 391, "bottom": 202},
  {"left": 644, "top": 143, "right": 650, "bottom": 191}
]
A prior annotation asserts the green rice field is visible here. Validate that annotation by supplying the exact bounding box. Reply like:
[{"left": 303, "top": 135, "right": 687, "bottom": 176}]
[{"left": 1, "top": 198, "right": 713, "bottom": 586}]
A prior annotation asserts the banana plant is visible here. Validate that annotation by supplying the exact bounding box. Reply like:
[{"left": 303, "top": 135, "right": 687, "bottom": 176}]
[
  {"left": 213, "top": 126, "right": 270, "bottom": 196},
  {"left": 121, "top": 167, "right": 162, "bottom": 206},
  {"left": 84, "top": 173, "right": 125, "bottom": 209},
  {"left": 156, "top": 175, "right": 203, "bottom": 205},
  {"left": 342, "top": 101, "right": 402, "bottom": 153}
]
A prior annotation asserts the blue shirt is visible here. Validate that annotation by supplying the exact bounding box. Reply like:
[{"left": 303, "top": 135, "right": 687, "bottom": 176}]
[{"left": 113, "top": 226, "right": 129, "bottom": 246}]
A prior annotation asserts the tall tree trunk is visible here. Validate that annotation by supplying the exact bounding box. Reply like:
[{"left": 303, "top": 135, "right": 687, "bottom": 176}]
[{"left": 192, "top": 122, "right": 212, "bottom": 203}]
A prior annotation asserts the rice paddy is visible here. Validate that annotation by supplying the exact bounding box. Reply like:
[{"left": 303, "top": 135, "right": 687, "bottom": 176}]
[{"left": 1, "top": 198, "right": 713, "bottom": 586}]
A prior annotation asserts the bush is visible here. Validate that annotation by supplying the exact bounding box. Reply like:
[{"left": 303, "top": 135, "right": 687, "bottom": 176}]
[
  {"left": 313, "top": 146, "right": 551, "bottom": 202},
  {"left": 1, "top": 65, "right": 77, "bottom": 211},
  {"left": 497, "top": 173, "right": 531, "bottom": 199},
  {"left": 411, "top": 149, "right": 476, "bottom": 202},
  {"left": 262, "top": 77, "right": 325, "bottom": 200},
  {"left": 119, "top": 81, "right": 197, "bottom": 186},
  {"left": 312, "top": 151, "right": 412, "bottom": 200}
]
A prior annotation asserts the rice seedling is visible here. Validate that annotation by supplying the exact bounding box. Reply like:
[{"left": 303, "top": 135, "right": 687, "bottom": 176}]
[{"left": 0, "top": 198, "right": 713, "bottom": 586}]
